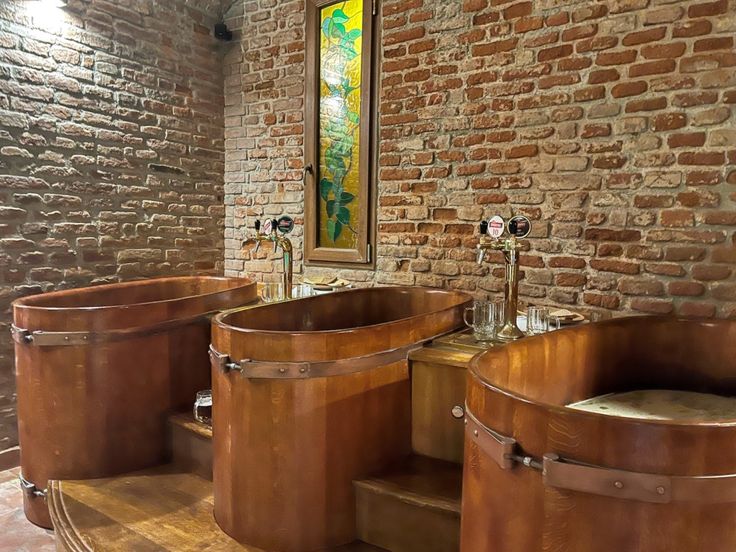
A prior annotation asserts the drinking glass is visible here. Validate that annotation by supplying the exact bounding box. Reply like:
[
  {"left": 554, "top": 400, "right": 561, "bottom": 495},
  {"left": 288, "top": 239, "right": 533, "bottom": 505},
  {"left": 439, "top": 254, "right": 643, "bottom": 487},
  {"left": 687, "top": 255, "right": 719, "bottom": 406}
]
[
  {"left": 464, "top": 300, "right": 496, "bottom": 342},
  {"left": 291, "top": 283, "right": 314, "bottom": 299},
  {"left": 490, "top": 298, "right": 505, "bottom": 336},
  {"left": 527, "top": 306, "right": 561, "bottom": 335},
  {"left": 193, "top": 390, "right": 212, "bottom": 426},
  {"left": 261, "top": 282, "right": 285, "bottom": 302}
]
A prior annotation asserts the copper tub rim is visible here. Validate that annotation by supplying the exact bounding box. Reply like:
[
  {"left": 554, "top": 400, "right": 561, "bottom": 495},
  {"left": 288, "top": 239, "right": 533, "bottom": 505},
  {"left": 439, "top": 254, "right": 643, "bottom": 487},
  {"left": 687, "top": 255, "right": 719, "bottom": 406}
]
[
  {"left": 12, "top": 275, "right": 256, "bottom": 314},
  {"left": 468, "top": 315, "right": 736, "bottom": 430},
  {"left": 213, "top": 285, "right": 472, "bottom": 337}
]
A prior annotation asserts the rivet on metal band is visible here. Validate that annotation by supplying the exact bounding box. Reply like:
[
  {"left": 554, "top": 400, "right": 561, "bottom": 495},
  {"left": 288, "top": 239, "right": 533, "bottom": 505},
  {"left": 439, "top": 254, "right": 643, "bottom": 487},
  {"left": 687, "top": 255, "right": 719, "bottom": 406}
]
[{"left": 19, "top": 474, "right": 47, "bottom": 499}]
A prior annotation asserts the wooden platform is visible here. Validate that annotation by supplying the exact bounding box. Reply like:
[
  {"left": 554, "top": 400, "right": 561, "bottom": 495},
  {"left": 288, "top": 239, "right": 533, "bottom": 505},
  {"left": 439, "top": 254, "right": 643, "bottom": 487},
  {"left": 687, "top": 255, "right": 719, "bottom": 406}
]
[{"left": 48, "top": 465, "right": 385, "bottom": 552}]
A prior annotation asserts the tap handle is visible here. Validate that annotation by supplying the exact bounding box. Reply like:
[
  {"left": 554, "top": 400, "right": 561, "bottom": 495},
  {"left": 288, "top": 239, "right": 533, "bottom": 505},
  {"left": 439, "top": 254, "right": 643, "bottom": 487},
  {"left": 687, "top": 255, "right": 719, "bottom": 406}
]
[
  {"left": 480, "top": 220, "right": 488, "bottom": 235},
  {"left": 254, "top": 220, "right": 261, "bottom": 232}
]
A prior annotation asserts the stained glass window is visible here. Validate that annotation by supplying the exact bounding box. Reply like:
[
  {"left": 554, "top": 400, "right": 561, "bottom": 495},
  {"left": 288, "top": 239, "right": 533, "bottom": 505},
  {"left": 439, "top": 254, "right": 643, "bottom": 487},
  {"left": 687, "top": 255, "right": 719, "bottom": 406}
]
[
  {"left": 305, "top": 0, "right": 375, "bottom": 265},
  {"left": 318, "top": 0, "right": 363, "bottom": 250}
]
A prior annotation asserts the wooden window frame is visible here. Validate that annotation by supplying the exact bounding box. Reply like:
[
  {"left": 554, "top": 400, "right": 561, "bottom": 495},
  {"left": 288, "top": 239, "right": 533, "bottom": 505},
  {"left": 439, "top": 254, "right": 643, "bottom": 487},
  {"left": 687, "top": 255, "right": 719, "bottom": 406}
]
[{"left": 304, "top": 0, "right": 379, "bottom": 268}]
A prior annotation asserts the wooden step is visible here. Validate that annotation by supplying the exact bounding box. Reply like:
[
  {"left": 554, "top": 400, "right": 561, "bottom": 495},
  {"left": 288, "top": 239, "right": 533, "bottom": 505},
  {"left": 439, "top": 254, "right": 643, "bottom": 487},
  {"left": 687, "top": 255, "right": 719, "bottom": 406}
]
[
  {"left": 48, "top": 464, "right": 386, "bottom": 552},
  {"left": 354, "top": 455, "right": 462, "bottom": 552},
  {"left": 168, "top": 412, "right": 212, "bottom": 480}
]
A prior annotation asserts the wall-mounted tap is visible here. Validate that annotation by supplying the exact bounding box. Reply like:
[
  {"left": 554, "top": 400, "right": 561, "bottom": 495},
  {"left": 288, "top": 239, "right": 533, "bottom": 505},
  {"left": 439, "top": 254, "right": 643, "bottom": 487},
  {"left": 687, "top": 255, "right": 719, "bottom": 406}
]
[
  {"left": 243, "top": 216, "right": 295, "bottom": 299},
  {"left": 476, "top": 214, "right": 532, "bottom": 342}
]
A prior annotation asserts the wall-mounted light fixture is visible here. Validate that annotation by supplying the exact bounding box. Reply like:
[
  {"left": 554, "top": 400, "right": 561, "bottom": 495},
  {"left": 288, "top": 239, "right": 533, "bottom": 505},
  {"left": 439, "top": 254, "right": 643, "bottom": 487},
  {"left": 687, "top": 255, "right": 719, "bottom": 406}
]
[{"left": 24, "top": 0, "right": 69, "bottom": 31}]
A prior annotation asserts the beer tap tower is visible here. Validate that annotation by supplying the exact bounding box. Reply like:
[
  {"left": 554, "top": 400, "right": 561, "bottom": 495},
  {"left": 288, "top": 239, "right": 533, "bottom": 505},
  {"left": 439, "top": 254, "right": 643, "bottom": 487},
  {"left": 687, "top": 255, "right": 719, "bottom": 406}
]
[{"left": 476, "top": 214, "right": 532, "bottom": 342}]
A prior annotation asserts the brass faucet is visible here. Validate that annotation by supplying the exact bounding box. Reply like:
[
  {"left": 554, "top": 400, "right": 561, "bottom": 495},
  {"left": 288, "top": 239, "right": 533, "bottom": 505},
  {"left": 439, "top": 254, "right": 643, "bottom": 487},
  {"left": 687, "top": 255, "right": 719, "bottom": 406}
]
[
  {"left": 476, "top": 215, "right": 531, "bottom": 342},
  {"left": 243, "top": 217, "right": 294, "bottom": 299}
]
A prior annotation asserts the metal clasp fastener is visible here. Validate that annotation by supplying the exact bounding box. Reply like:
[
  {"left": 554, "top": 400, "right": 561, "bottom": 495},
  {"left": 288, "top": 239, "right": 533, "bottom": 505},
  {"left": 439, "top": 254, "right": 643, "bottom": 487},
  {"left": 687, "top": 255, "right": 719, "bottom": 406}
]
[
  {"left": 10, "top": 325, "right": 33, "bottom": 344},
  {"left": 208, "top": 345, "right": 242, "bottom": 374},
  {"left": 19, "top": 474, "right": 46, "bottom": 499}
]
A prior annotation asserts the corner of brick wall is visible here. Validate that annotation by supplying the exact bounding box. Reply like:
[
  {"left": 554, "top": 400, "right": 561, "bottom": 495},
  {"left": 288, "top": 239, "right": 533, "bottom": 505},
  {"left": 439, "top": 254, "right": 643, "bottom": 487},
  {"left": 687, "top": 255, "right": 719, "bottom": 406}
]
[
  {"left": 224, "top": 0, "right": 736, "bottom": 317},
  {"left": 0, "top": 0, "right": 226, "bottom": 452}
]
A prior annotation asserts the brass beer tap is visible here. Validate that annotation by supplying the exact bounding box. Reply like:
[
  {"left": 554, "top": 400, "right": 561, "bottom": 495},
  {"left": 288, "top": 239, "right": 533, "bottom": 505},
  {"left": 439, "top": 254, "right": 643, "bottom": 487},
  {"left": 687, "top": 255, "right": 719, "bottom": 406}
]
[
  {"left": 476, "top": 215, "right": 532, "bottom": 341},
  {"left": 243, "top": 216, "right": 295, "bottom": 299}
]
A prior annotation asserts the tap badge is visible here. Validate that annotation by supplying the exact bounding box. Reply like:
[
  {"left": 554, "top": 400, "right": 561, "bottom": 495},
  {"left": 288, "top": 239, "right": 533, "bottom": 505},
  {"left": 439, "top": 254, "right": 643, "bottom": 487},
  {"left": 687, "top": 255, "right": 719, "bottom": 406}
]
[
  {"left": 261, "top": 219, "right": 273, "bottom": 234},
  {"left": 507, "top": 215, "right": 531, "bottom": 239},
  {"left": 486, "top": 215, "right": 506, "bottom": 239},
  {"left": 277, "top": 215, "right": 295, "bottom": 234}
]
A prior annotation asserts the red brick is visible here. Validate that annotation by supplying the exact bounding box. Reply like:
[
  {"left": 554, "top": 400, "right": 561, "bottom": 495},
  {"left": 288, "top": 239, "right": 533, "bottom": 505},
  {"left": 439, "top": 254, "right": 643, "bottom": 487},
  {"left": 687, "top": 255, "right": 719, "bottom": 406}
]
[
  {"left": 679, "top": 302, "right": 716, "bottom": 318},
  {"left": 585, "top": 228, "right": 641, "bottom": 241},
  {"left": 667, "top": 132, "right": 706, "bottom": 148},
  {"left": 574, "top": 85, "right": 606, "bottom": 102},
  {"left": 622, "top": 27, "right": 666, "bottom": 46},
  {"left": 538, "top": 44, "right": 574, "bottom": 61},
  {"left": 546, "top": 12, "right": 569, "bottom": 26},
  {"left": 559, "top": 56, "right": 593, "bottom": 71},
  {"left": 577, "top": 36, "right": 619, "bottom": 53},
  {"left": 472, "top": 38, "right": 518, "bottom": 56},
  {"left": 514, "top": 16, "right": 544, "bottom": 33},
  {"left": 562, "top": 23, "right": 598, "bottom": 42},
  {"left": 672, "top": 91, "right": 718, "bottom": 107},
  {"left": 652, "top": 112, "right": 686, "bottom": 131},
  {"left": 661, "top": 210, "right": 695, "bottom": 227},
  {"left": 584, "top": 292, "right": 620, "bottom": 309},
  {"left": 619, "top": 278, "right": 665, "bottom": 296},
  {"left": 549, "top": 256, "right": 587, "bottom": 269},
  {"left": 692, "top": 264, "right": 732, "bottom": 280},
  {"left": 665, "top": 247, "right": 706, "bottom": 262},
  {"left": 685, "top": 171, "right": 721, "bottom": 187},
  {"left": 463, "top": 0, "right": 487, "bottom": 11},
  {"left": 629, "top": 59, "right": 677, "bottom": 77},
  {"left": 590, "top": 259, "right": 641, "bottom": 274},
  {"left": 694, "top": 37, "right": 734, "bottom": 52},
  {"left": 503, "top": 2, "right": 532, "bottom": 19},
  {"left": 688, "top": 0, "right": 728, "bottom": 17},
  {"left": 384, "top": 27, "right": 426, "bottom": 45},
  {"left": 596, "top": 49, "right": 637, "bottom": 66},
  {"left": 641, "top": 43, "right": 687, "bottom": 59},
  {"left": 673, "top": 20, "right": 712, "bottom": 37},
  {"left": 588, "top": 68, "right": 620, "bottom": 84},
  {"left": 625, "top": 97, "right": 667, "bottom": 112},
  {"left": 581, "top": 123, "right": 611, "bottom": 138},
  {"left": 506, "top": 144, "right": 538, "bottom": 158},
  {"left": 612, "top": 81, "right": 648, "bottom": 98},
  {"left": 630, "top": 298, "right": 674, "bottom": 314},
  {"left": 678, "top": 152, "right": 726, "bottom": 166}
]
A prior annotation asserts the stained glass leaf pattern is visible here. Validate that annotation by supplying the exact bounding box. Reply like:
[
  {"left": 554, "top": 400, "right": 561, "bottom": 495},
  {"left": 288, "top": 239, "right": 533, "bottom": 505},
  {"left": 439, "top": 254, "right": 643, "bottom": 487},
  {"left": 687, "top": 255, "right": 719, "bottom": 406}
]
[{"left": 318, "top": 0, "right": 363, "bottom": 247}]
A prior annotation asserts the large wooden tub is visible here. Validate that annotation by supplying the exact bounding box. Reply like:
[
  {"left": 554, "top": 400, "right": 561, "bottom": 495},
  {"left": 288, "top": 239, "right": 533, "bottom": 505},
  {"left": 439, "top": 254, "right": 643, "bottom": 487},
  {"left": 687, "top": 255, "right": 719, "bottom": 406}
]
[
  {"left": 12, "top": 276, "right": 257, "bottom": 528},
  {"left": 461, "top": 316, "right": 736, "bottom": 552},
  {"left": 211, "top": 286, "right": 471, "bottom": 552}
]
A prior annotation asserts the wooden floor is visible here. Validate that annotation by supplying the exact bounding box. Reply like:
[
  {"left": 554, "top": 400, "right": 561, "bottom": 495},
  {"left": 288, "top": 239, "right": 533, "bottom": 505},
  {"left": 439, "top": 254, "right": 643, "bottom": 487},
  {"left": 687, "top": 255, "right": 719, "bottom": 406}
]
[
  {"left": 0, "top": 467, "right": 56, "bottom": 551},
  {"left": 49, "top": 464, "right": 385, "bottom": 552}
]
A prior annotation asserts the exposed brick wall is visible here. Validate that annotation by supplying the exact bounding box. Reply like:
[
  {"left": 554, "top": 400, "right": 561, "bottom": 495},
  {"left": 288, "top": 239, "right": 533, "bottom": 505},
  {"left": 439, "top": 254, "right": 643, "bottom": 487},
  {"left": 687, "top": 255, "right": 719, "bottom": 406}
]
[
  {"left": 224, "top": 0, "right": 736, "bottom": 319},
  {"left": 0, "top": 0, "right": 227, "bottom": 452}
]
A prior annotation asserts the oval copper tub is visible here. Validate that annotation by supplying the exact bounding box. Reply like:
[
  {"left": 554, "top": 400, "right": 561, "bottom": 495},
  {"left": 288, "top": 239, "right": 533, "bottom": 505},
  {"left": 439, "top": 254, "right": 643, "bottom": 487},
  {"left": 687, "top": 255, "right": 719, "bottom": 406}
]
[
  {"left": 211, "top": 286, "right": 471, "bottom": 552},
  {"left": 13, "top": 276, "right": 257, "bottom": 528},
  {"left": 462, "top": 316, "right": 736, "bottom": 552}
]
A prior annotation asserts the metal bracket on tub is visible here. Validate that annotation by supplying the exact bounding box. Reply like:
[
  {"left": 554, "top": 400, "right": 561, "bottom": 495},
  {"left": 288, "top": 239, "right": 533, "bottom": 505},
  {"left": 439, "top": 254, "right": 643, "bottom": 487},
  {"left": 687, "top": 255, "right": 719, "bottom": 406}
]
[
  {"left": 208, "top": 342, "right": 427, "bottom": 380},
  {"left": 464, "top": 405, "right": 539, "bottom": 471},
  {"left": 11, "top": 325, "right": 92, "bottom": 346},
  {"left": 208, "top": 345, "right": 244, "bottom": 374},
  {"left": 19, "top": 473, "right": 47, "bottom": 500},
  {"left": 465, "top": 406, "right": 736, "bottom": 504}
]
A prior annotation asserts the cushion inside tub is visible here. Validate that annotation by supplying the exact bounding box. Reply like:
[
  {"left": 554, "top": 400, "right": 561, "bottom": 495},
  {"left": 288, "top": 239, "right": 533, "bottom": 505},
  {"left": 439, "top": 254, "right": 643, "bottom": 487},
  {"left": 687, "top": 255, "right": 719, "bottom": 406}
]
[{"left": 566, "top": 389, "right": 736, "bottom": 421}]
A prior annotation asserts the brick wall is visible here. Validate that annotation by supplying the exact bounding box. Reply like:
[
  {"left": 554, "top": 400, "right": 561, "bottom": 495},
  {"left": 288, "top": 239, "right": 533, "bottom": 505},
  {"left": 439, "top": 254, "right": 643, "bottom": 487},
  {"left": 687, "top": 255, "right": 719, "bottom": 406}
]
[
  {"left": 0, "top": 0, "right": 227, "bottom": 452},
  {"left": 224, "top": 0, "right": 736, "bottom": 318}
]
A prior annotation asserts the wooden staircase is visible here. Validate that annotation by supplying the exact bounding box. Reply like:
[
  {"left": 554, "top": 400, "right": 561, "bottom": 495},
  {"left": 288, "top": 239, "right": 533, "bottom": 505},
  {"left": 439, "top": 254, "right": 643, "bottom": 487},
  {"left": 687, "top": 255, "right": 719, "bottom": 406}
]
[
  {"left": 49, "top": 338, "right": 471, "bottom": 552},
  {"left": 169, "top": 413, "right": 463, "bottom": 552}
]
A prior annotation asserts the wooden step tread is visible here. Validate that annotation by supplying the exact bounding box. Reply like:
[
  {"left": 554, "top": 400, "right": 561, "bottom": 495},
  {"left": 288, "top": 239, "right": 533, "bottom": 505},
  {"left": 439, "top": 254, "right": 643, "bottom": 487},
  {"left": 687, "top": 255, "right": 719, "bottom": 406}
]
[
  {"left": 48, "top": 465, "right": 385, "bottom": 552},
  {"left": 169, "top": 411, "right": 212, "bottom": 439},
  {"left": 354, "top": 455, "right": 462, "bottom": 516}
]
